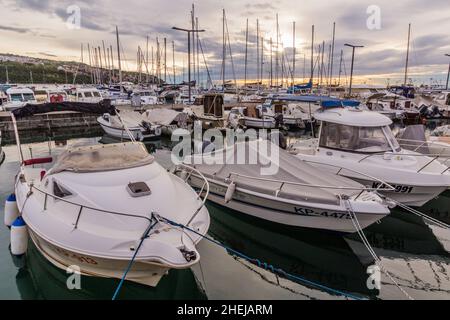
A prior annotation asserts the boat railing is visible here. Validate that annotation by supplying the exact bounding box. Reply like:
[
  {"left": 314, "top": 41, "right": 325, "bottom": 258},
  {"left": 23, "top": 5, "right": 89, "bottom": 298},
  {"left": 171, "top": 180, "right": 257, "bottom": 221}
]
[
  {"left": 357, "top": 150, "right": 450, "bottom": 174},
  {"left": 171, "top": 164, "right": 210, "bottom": 225},
  {"left": 224, "top": 169, "right": 395, "bottom": 197},
  {"left": 30, "top": 185, "right": 153, "bottom": 231},
  {"left": 298, "top": 160, "right": 396, "bottom": 192},
  {"left": 28, "top": 163, "right": 210, "bottom": 232}
]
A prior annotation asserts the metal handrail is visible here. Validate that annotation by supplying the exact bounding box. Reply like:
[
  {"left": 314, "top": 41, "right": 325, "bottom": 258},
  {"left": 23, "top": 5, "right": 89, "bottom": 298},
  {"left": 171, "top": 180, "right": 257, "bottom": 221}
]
[
  {"left": 300, "top": 159, "right": 396, "bottom": 192},
  {"left": 32, "top": 185, "right": 152, "bottom": 230},
  {"left": 356, "top": 150, "right": 450, "bottom": 174},
  {"left": 224, "top": 171, "right": 395, "bottom": 193},
  {"left": 29, "top": 163, "right": 210, "bottom": 231}
]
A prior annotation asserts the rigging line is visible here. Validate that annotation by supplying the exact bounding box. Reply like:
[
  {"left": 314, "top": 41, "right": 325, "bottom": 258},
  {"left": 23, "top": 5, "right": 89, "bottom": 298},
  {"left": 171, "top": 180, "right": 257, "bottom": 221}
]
[
  {"left": 156, "top": 215, "right": 365, "bottom": 300},
  {"left": 224, "top": 12, "right": 238, "bottom": 91},
  {"left": 344, "top": 199, "right": 414, "bottom": 300},
  {"left": 198, "top": 38, "right": 213, "bottom": 89}
]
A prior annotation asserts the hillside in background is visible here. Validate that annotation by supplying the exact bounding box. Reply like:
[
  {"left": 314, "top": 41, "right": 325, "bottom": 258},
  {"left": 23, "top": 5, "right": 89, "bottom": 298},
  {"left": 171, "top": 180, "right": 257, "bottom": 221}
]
[{"left": 0, "top": 53, "right": 161, "bottom": 85}]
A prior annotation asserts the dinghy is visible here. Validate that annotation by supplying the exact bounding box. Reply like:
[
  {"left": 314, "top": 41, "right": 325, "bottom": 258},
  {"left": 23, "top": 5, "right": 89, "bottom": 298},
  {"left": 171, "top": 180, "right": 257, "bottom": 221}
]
[
  {"left": 9, "top": 110, "right": 210, "bottom": 287},
  {"left": 180, "top": 140, "right": 391, "bottom": 233},
  {"left": 97, "top": 111, "right": 162, "bottom": 141},
  {"left": 290, "top": 106, "right": 450, "bottom": 206}
]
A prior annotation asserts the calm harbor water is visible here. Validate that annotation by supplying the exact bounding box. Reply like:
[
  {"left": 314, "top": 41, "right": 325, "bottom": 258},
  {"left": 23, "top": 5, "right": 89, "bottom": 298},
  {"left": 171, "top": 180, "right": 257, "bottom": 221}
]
[{"left": 0, "top": 129, "right": 449, "bottom": 300}]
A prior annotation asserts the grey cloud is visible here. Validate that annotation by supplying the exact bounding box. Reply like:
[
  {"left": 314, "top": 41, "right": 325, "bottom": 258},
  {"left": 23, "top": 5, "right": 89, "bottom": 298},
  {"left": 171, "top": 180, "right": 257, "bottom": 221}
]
[{"left": 0, "top": 24, "right": 30, "bottom": 33}]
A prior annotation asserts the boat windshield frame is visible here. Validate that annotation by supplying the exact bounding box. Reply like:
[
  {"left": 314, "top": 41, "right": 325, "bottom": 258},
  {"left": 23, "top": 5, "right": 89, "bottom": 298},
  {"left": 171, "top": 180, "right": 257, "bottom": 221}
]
[{"left": 318, "top": 121, "right": 402, "bottom": 154}]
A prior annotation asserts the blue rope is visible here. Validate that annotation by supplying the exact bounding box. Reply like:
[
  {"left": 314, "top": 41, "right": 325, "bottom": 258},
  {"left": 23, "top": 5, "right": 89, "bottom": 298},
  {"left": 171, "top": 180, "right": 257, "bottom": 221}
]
[
  {"left": 112, "top": 220, "right": 158, "bottom": 300},
  {"left": 160, "top": 217, "right": 365, "bottom": 301}
]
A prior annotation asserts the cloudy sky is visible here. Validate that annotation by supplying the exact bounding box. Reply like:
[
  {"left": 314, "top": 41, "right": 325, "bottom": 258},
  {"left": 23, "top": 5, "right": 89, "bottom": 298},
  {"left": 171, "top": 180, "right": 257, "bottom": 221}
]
[{"left": 0, "top": 0, "right": 449, "bottom": 86}]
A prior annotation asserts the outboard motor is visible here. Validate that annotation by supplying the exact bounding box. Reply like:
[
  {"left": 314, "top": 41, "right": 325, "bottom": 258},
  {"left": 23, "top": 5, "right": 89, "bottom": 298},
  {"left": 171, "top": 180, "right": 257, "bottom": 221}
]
[{"left": 274, "top": 114, "right": 284, "bottom": 128}]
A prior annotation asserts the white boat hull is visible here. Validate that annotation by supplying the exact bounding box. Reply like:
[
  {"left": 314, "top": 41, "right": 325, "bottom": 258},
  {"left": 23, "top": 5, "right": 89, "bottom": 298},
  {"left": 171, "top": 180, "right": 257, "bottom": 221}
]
[
  {"left": 98, "top": 121, "right": 161, "bottom": 141},
  {"left": 29, "top": 229, "right": 169, "bottom": 287},
  {"left": 244, "top": 117, "right": 276, "bottom": 129},
  {"left": 189, "top": 177, "right": 388, "bottom": 234}
]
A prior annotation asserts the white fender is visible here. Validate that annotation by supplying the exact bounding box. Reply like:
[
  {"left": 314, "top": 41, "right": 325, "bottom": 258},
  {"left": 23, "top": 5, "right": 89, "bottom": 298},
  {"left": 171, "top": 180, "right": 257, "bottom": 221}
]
[
  {"left": 4, "top": 194, "right": 20, "bottom": 228},
  {"left": 225, "top": 182, "right": 236, "bottom": 204},
  {"left": 11, "top": 217, "right": 28, "bottom": 256}
]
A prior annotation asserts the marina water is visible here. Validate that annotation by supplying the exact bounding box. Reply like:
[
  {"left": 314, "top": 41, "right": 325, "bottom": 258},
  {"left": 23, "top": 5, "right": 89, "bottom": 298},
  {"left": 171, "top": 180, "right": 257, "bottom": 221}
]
[{"left": 0, "top": 129, "right": 449, "bottom": 300}]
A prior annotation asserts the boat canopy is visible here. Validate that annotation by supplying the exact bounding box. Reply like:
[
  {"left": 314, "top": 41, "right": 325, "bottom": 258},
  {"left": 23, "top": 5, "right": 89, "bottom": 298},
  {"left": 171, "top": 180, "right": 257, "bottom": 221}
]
[
  {"left": 12, "top": 100, "right": 115, "bottom": 118},
  {"left": 144, "top": 109, "right": 187, "bottom": 126},
  {"left": 186, "top": 141, "right": 362, "bottom": 205},
  {"left": 48, "top": 142, "right": 154, "bottom": 175},
  {"left": 315, "top": 108, "right": 392, "bottom": 127}
]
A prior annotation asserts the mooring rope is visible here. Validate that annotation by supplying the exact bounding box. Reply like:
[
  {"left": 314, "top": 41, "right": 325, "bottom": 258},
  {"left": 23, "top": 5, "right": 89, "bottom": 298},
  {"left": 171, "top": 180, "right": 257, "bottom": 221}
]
[
  {"left": 152, "top": 215, "right": 365, "bottom": 301},
  {"left": 386, "top": 197, "right": 450, "bottom": 230},
  {"left": 343, "top": 199, "right": 414, "bottom": 300},
  {"left": 112, "top": 217, "right": 158, "bottom": 300}
]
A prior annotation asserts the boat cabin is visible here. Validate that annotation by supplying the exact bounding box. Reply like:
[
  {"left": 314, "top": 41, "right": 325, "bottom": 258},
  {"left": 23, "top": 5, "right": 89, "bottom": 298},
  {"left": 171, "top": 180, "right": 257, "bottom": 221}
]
[
  {"left": 6, "top": 87, "right": 37, "bottom": 104},
  {"left": 316, "top": 107, "right": 401, "bottom": 154},
  {"left": 75, "top": 88, "right": 103, "bottom": 103}
]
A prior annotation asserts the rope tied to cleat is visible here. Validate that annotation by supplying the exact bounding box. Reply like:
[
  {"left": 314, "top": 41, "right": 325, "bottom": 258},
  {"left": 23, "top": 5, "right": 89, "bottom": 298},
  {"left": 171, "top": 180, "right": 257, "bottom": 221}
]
[
  {"left": 112, "top": 213, "right": 159, "bottom": 301},
  {"left": 149, "top": 214, "right": 366, "bottom": 301}
]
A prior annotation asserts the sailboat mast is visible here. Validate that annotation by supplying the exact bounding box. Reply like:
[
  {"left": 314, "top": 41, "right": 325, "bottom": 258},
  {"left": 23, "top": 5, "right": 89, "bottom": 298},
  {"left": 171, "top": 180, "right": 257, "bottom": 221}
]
[
  {"left": 257, "top": 19, "right": 260, "bottom": 90},
  {"left": 404, "top": 23, "right": 411, "bottom": 86},
  {"left": 116, "top": 26, "right": 123, "bottom": 92},
  {"left": 270, "top": 37, "right": 273, "bottom": 87},
  {"left": 172, "top": 41, "right": 176, "bottom": 84},
  {"left": 244, "top": 18, "right": 249, "bottom": 87},
  {"left": 146, "top": 36, "right": 149, "bottom": 83},
  {"left": 310, "top": 25, "right": 315, "bottom": 90},
  {"left": 330, "top": 22, "right": 336, "bottom": 88},
  {"left": 276, "top": 13, "right": 279, "bottom": 89},
  {"left": 338, "top": 49, "right": 343, "bottom": 86},
  {"left": 292, "top": 21, "right": 296, "bottom": 87},
  {"left": 164, "top": 38, "right": 167, "bottom": 83},
  {"left": 222, "top": 9, "right": 226, "bottom": 92}
]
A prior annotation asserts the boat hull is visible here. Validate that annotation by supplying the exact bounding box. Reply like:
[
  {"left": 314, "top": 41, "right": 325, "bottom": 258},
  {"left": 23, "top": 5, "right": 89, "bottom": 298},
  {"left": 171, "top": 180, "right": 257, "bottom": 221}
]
[
  {"left": 244, "top": 117, "right": 276, "bottom": 129},
  {"left": 98, "top": 121, "right": 161, "bottom": 141},
  {"left": 188, "top": 176, "right": 388, "bottom": 233},
  {"left": 29, "top": 229, "right": 169, "bottom": 287}
]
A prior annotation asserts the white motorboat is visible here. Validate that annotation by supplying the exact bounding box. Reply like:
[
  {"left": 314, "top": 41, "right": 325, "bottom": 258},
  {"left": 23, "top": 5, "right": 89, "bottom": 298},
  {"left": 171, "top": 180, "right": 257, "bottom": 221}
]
[
  {"left": 2, "top": 87, "right": 37, "bottom": 111},
  {"left": 143, "top": 109, "right": 192, "bottom": 136},
  {"left": 74, "top": 88, "right": 103, "bottom": 104},
  {"left": 290, "top": 107, "right": 450, "bottom": 207},
  {"left": 231, "top": 105, "right": 281, "bottom": 129},
  {"left": 97, "top": 112, "right": 162, "bottom": 141},
  {"left": 12, "top": 138, "right": 210, "bottom": 287},
  {"left": 132, "top": 90, "right": 159, "bottom": 105},
  {"left": 181, "top": 140, "right": 391, "bottom": 233}
]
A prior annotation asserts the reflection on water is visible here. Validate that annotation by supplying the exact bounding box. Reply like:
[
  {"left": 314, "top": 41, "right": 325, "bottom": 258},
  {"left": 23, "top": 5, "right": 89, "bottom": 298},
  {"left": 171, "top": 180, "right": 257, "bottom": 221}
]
[
  {"left": 14, "top": 242, "right": 206, "bottom": 300},
  {"left": 0, "top": 128, "right": 449, "bottom": 300}
]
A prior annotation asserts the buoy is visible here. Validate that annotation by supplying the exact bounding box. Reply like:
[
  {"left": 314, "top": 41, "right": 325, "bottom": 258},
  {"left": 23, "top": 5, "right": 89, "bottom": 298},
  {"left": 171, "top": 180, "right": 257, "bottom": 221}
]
[
  {"left": 4, "top": 194, "right": 20, "bottom": 228},
  {"left": 225, "top": 182, "right": 236, "bottom": 204},
  {"left": 11, "top": 217, "right": 28, "bottom": 256}
]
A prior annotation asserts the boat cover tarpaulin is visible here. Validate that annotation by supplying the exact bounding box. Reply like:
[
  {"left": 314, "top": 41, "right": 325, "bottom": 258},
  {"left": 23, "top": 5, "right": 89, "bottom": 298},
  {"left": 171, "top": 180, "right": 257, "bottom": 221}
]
[
  {"left": 144, "top": 109, "right": 187, "bottom": 126},
  {"left": 186, "top": 140, "right": 362, "bottom": 205},
  {"left": 12, "top": 100, "right": 116, "bottom": 118},
  {"left": 48, "top": 142, "right": 154, "bottom": 175}
]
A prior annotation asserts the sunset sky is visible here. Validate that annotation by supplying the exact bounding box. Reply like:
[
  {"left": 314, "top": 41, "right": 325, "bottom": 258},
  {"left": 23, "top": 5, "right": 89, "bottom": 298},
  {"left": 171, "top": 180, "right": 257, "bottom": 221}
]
[{"left": 0, "top": 0, "right": 449, "bottom": 86}]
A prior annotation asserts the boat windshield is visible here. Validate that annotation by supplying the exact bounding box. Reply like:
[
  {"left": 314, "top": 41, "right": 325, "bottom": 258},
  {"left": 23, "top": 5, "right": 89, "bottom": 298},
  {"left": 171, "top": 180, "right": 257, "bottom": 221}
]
[
  {"left": 10, "top": 94, "right": 23, "bottom": 101},
  {"left": 319, "top": 122, "right": 401, "bottom": 153},
  {"left": 48, "top": 142, "right": 154, "bottom": 175},
  {"left": 23, "top": 94, "right": 35, "bottom": 101}
]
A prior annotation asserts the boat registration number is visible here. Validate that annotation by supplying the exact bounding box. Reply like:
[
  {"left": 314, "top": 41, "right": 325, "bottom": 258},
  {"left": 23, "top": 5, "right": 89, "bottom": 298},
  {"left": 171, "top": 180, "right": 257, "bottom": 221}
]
[
  {"left": 294, "top": 207, "right": 351, "bottom": 219},
  {"left": 372, "top": 182, "right": 413, "bottom": 194},
  {"left": 55, "top": 247, "right": 99, "bottom": 265}
]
